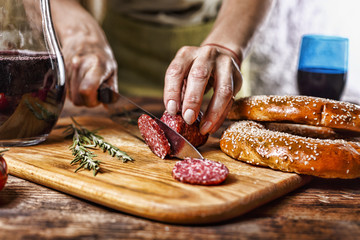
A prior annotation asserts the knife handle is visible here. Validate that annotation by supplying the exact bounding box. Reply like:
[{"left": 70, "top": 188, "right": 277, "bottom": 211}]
[{"left": 98, "top": 83, "right": 113, "bottom": 104}]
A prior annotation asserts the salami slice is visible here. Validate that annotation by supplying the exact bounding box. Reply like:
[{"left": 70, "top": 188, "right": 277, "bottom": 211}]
[
  {"left": 160, "top": 111, "right": 185, "bottom": 133},
  {"left": 138, "top": 114, "right": 171, "bottom": 159},
  {"left": 160, "top": 111, "right": 208, "bottom": 147},
  {"left": 182, "top": 123, "right": 208, "bottom": 148},
  {"left": 172, "top": 158, "right": 229, "bottom": 185}
]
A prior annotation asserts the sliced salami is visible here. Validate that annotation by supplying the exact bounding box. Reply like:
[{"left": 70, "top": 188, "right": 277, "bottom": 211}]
[
  {"left": 172, "top": 158, "right": 229, "bottom": 185},
  {"left": 160, "top": 111, "right": 208, "bottom": 147},
  {"left": 160, "top": 111, "right": 185, "bottom": 133},
  {"left": 182, "top": 123, "right": 208, "bottom": 148},
  {"left": 138, "top": 114, "right": 171, "bottom": 159}
]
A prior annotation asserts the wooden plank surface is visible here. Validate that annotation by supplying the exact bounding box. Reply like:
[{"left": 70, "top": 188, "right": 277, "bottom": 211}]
[
  {"left": 0, "top": 175, "right": 358, "bottom": 240},
  {"left": 5, "top": 116, "right": 311, "bottom": 224}
]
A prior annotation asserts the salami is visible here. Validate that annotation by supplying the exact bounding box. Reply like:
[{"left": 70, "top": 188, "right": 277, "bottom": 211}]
[
  {"left": 160, "top": 111, "right": 184, "bottom": 133},
  {"left": 172, "top": 158, "right": 229, "bottom": 185},
  {"left": 160, "top": 111, "right": 208, "bottom": 147},
  {"left": 138, "top": 111, "right": 209, "bottom": 159},
  {"left": 138, "top": 114, "right": 171, "bottom": 159}
]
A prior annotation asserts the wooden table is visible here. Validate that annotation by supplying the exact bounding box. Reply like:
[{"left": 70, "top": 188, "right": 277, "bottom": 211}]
[{"left": 0, "top": 99, "right": 359, "bottom": 240}]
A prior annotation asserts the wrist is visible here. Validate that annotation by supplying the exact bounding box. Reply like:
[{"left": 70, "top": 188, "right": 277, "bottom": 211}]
[{"left": 201, "top": 43, "right": 243, "bottom": 67}]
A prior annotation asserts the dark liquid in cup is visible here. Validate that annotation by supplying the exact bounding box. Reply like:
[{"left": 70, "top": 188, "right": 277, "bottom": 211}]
[
  {"left": 297, "top": 67, "right": 347, "bottom": 100},
  {"left": 0, "top": 50, "right": 65, "bottom": 140}
]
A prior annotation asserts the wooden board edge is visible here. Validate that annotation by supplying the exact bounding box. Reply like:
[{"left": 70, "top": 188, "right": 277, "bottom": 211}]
[{"left": 8, "top": 157, "right": 312, "bottom": 224}]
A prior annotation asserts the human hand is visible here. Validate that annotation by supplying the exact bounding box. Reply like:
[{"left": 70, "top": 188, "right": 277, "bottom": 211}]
[
  {"left": 62, "top": 33, "right": 118, "bottom": 107},
  {"left": 50, "top": 0, "right": 117, "bottom": 107},
  {"left": 163, "top": 44, "right": 243, "bottom": 135}
]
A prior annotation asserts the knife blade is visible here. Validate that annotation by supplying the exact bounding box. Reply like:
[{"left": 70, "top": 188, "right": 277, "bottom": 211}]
[{"left": 97, "top": 84, "right": 204, "bottom": 159}]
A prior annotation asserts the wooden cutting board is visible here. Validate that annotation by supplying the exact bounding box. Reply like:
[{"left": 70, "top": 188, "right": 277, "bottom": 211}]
[{"left": 6, "top": 116, "right": 311, "bottom": 224}]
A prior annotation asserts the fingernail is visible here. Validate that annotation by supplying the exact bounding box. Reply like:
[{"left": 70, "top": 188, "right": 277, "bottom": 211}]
[
  {"left": 183, "top": 109, "right": 196, "bottom": 124},
  {"left": 200, "top": 121, "right": 212, "bottom": 135},
  {"left": 167, "top": 100, "right": 177, "bottom": 115}
]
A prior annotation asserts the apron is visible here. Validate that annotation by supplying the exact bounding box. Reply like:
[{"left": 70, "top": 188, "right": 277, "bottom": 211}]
[{"left": 102, "top": 12, "right": 214, "bottom": 97}]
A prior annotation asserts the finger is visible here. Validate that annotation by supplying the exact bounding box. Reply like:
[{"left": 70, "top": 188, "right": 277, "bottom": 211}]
[
  {"left": 232, "top": 58, "right": 243, "bottom": 96},
  {"left": 103, "top": 71, "right": 118, "bottom": 93},
  {"left": 68, "top": 55, "right": 83, "bottom": 105},
  {"left": 164, "top": 46, "right": 195, "bottom": 115},
  {"left": 199, "top": 55, "right": 234, "bottom": 135},
  {"left": 182, "top": 46, "right": 217, "bottom": 124},
  {"left": 78, "top": 54, "right": 115, "bottom": 107},
  {"left": 207, "top": 98, "right": 234, "bottom": 134},
  {"left": 101, "top": 47, "right": 119, "bottom": 93}
]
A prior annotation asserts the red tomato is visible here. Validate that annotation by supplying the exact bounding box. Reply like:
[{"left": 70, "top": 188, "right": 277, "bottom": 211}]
[
  {"left": 0, "top": 93, "right": 9, "bottom": 111},
  {"left": 0, "top": 154, "right": 7, "bottom": 191}
]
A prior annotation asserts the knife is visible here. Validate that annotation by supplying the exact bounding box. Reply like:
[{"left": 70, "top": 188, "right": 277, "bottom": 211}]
[{"left": 97, "top": 84, "right": 204, "bottom": 159}]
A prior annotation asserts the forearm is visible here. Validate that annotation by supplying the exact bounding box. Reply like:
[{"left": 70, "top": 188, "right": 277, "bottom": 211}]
[
  {"left": 202, "top": 0, "right": 274, "bottom": 61},
  {"left": 50, "top": 0, "right": 108, "bottom": 48},
  {"left": 49, "top": 0, "right": 117, "bottom": 107}
]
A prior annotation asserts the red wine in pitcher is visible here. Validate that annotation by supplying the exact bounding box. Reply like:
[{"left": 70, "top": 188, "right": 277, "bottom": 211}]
[
  {"left": 297, "top": 67, "right": 347, "bottom": 100},
  {"left": 0, "top": 50, "right": 65, "bottom": 141}
]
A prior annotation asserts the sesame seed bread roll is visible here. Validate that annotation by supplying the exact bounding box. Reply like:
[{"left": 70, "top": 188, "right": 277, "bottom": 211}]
[
  {"left": 228, "top": 95, "right": 360, "bottom": 133},
  {"left": 263, "top": 122, "right": 340, "bottom": 139},
  {"left": 220, "top": 121, "right": 360, "bottom": 179},
  {"left": 263, "top": 122, "right": 360, "bottom": 140}
]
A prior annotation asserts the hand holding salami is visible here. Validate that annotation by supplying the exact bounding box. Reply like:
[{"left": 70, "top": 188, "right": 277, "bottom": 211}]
[{"left": 163, "top": 44, "right": 243, "bottom": 136}]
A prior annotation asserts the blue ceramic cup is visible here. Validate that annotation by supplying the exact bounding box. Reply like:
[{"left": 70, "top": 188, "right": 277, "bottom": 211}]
[{"left": 297, "top": 34, "right": 349, "bottom": 100}]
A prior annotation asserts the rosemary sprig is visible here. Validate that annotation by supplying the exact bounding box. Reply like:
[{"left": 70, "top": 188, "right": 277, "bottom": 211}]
[{"left": 65, "top": 117, "right": 133, "bottom": 175}]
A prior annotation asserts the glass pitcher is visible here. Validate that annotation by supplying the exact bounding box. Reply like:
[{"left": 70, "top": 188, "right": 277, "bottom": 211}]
[{"left": 0, "top": 0, "right": 66, "bottom": 146}]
